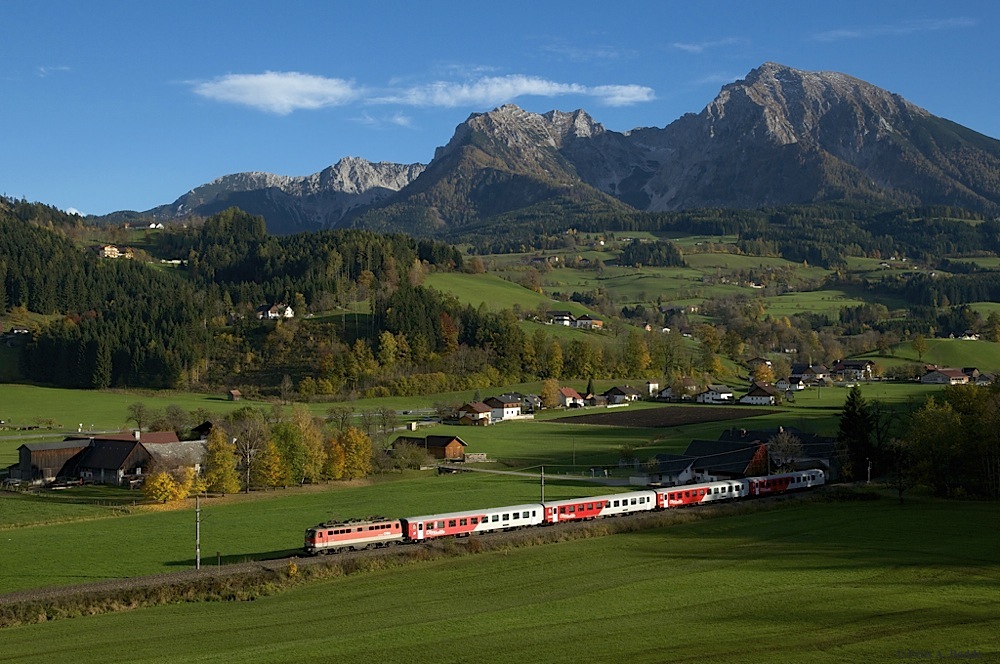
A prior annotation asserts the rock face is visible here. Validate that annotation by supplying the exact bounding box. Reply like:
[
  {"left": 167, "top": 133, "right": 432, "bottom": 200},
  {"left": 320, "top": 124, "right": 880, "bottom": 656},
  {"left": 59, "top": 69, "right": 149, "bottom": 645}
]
[
  {"left": 127, "top": 63, "right": 1000, "bottom": 234},
  {"left": 144, "top": 157, "right": 425, "bottom": 234}
]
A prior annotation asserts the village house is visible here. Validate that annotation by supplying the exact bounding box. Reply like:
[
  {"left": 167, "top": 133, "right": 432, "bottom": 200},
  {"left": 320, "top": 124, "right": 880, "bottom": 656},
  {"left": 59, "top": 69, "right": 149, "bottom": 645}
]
[
  {"left": 739, "top": 381, "right": 780, "bottom": 406},
  {"left": 483, "top": 395, "right": 522, "bottom": 422},
  {"left": 790, "top": 363, "right": 829, "bottom": 383},
  {"left": 573, "top": 314, "right": 603, "bottom": 330},
  {"left": 558, "top": 387, "right": 585, "bottom": 408},
  {"left": 695, "top": 384, "right": 735, "bottom": 404},
  {"left": 831, "top": 359, "right": 876, "bottom": 381},
  {"left": 257, "top": 303, "right": 294, "bottom": 320},
  {"left": 602, "top": 385, "right": 642, "bottom": 405},
  {"left": 457, "top": 402, "right": 492, "bottom": 426},
  {"left": 655, "top": 378, "right": 700, "bottom": 402},
  {"left": 547, "top": 311, "right": 575, "bottom": 326},
  {"left": 775, "top": 376, "right": 806, "bottom": 392}
]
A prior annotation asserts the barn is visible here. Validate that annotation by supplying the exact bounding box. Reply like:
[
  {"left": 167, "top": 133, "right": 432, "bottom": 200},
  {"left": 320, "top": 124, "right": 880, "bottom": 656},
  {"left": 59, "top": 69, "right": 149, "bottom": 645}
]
[
  {"left": 8, "top": 440, "right": 90, "bottom": 483},
  {"left": 393, "top": 435, "right": 468, "bottom": 460}
]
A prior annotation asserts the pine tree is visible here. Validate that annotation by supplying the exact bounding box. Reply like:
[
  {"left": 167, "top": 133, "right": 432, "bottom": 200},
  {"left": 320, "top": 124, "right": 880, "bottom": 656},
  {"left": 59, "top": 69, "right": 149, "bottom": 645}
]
[{"left": 837, "top": 385, "right": 873, "bottom": 481}]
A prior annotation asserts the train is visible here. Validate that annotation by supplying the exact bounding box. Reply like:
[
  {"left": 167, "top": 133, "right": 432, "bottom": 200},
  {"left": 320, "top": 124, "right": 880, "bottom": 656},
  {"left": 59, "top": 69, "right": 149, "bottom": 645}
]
[{"left": 304, "top": 469, "right": 826, "bottom": 555}]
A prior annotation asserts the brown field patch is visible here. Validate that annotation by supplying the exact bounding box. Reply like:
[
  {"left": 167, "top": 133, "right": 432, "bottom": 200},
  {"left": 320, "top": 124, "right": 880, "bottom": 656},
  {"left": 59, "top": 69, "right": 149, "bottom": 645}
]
[{"left": 550, "top": 405, "right": 780, "bottom": 428}]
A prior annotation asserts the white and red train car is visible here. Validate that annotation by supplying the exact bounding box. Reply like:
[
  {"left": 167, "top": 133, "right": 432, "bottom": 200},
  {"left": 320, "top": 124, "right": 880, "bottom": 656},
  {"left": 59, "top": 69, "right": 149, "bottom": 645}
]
[
  {"left": 401, "top": 503, "right": 544, "bottom": 541},
  {"left": 304, "top": 517, "right": 405, "bottom": 554},
  {"left": 542, "top": 490, "right": 656, "bottom": 523}
]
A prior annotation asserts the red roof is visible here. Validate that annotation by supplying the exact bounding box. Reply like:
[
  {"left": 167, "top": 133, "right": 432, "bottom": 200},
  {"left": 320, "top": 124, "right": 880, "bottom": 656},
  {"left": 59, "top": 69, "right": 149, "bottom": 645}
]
[{"left": 559, "top": 387, "right": 583, "bottom": 399}]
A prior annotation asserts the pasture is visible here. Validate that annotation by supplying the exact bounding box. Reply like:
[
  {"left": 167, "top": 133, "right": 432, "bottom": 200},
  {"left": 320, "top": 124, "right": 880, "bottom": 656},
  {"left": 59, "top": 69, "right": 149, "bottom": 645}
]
[
  {"left": 3, "top": 495, "right": 997, "bottom": 663},
  {"left": 0, "top": 471, "right": 628, "bottom": 593}
]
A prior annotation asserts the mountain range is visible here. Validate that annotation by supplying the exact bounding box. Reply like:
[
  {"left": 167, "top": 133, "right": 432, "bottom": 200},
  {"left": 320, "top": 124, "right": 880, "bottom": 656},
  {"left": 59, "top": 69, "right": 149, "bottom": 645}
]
[{"left": 109, "top": 62, "right": 1000, "bottom": 235}]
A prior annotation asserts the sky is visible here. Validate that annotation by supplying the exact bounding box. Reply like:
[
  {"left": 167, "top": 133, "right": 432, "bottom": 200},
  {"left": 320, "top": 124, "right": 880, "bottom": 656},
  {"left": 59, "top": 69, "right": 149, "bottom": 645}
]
[{"left": 2, "top": 1, "right": 998, "bottom": 216}]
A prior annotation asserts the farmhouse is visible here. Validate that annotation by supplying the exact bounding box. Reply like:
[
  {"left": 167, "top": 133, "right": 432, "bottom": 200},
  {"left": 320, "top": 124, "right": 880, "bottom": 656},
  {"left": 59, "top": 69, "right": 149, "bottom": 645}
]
[
  {"left": 8, "top": 440, "right": 90, "bottom": 483},
  {"left": 646, "top": 454, "right": 696, "bottom": 486},
  {"left": 920, "top": 368, "right": 969, "bottom": 385},
  {"left": 573, "top": 314, "right": 603, "bottom": 330},
  {"left": 547, "top": 311, "right": 575, "bottom": 326},
  {"left": 682, "top": 439, "right": 768, "bottom": 481}
]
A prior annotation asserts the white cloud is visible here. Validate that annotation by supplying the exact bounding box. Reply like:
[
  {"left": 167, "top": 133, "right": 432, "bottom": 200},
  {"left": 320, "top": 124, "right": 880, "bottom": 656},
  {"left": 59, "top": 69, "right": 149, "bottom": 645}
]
[
  {"left": 812, "top": 17, "right": 977, "bottom": 42},
  {"left": 373, "top": 74, "right": 654, "bottom": 107},
  {"left": 193, "top": 72, "right": 654, "bottom": 114},
  {"left": 38, "top": 65, "right": 71, "bottom": 77},
  {"left": 65, "top": 207, "right": 84, "bottom": 216},
  {"left": 671, "top": 38, "right": 744, "bottom": 54},
  {"left": 192, "top": 71, "right": 361, "bottom": 114}
]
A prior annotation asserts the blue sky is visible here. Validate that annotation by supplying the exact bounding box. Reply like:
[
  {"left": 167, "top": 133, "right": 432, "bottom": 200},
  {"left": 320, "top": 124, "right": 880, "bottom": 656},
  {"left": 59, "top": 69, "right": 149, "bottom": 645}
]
[{"left": 2, "top": 1, "right": 998, "bottom": 216}]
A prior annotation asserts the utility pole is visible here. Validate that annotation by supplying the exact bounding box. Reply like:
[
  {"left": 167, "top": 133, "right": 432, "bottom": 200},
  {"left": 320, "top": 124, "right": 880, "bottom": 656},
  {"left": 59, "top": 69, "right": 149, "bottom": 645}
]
[
  {"left": 540, "top": 465, "right": 545, "bottom": 502},
  {"left": 195, "top": 494, "right": 201, "bottom": 570},
  {"left": 867, "top": 458, "right": 872, "bottom": 485}
]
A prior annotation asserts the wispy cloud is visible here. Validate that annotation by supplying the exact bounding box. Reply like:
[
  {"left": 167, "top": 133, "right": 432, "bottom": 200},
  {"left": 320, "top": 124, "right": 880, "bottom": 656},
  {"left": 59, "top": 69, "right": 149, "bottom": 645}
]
[
  {"left": 812, "top": 17, "right": 977, "bottom": 42},
  {"left": 693, "top": 72, "right": 740, "bottom": 86},
  {"left": 193, "top": 71, "right": 655, "bottom": 114},
  {"left": 192, "top": 71, "right": 362, "bottom": 114},
  {"left": 540, "top": 42, "right": 635, "bottom": 63},
  {"left": 37, "top": 65, "right": 71, "bottom": 77},
  {"left": 354, "top": 111, "right": 414, "bottom": 129},
  {"left": 372, "top": 74, "right": 654, "bottom": 108},
  {"left": 671, "top": 37, "right": 745, "bottom": 54}
]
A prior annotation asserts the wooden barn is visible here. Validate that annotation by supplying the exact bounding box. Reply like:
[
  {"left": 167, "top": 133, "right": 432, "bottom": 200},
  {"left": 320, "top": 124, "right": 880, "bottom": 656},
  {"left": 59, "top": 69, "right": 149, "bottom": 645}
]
[
  {"left": 392, "top": 435, "right": 468, "bottom": 460},
  {"left": 8, "top": 440, "right": 90, "bottom": 483}
]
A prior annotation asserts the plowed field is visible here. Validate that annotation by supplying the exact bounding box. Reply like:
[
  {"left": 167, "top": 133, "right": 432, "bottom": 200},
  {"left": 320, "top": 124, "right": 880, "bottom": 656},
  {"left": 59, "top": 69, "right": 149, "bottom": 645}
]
[{"left": 552, "top": 405, "right": 779, "bottom": 427}]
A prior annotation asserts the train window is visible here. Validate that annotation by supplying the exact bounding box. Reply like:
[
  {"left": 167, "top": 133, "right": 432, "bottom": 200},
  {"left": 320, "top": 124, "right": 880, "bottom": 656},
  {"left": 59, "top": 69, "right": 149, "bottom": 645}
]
[
  {"left": 448, "top": 520, "right": 456, "bottom": 528},
  {"left": 503, "top": 513, "right": 510, "bottom": 520},
  {"left": 630, "top": 498, "right": 637, "bottom": 505},
  {"left": 460, "top": 519, "right": 467, "bottom": 526},
  {"left": 492, "top": 515, "right": 499, "bottom": 522},
  {"left": 357, "top": 527, "right": 363, "bottom": 532},
  {"left": 327, "top": 531, "right": 333, "bottom": 536},
  {"left": 418, "top": 523, "right": 423, "bottom": 531},
  {"left": 471, "top": 517, "right": 478, "bottom": 525},
  {"left": 569, "top": 505, "right": 575, "bottom": 513},
  {"left": 613, "top": 500, "right": 620, "bottom": 507},
  {"left": 513, "top": 512, "right": 519, "bottom": 519}
]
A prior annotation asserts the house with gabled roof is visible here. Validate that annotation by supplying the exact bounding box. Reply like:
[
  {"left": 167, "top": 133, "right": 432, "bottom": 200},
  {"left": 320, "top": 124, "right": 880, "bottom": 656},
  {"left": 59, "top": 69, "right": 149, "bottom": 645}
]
[
  {"left": 483, "top": 395, "right": 522, "bottom": 422},
  {"left": 695, "top": 385, "right": 734, "bottom": 404},
  {"left": 558, "top": 387, "right": 584, "bottom": 408},
  {"left": 646, "top": 454, "right": 697, "bottom": 486},
  {"left": 739, "top": 381, "right": 780, "bottom": 405},
  {"left": 457, "top": 402, "right": 492, "bottom": 426},
  {"left": 573, "top": 314, "right": 603, "bottom": 330},
  {"left": 257, "top": 303, "right": 294, "bottom": 320},
  {"left": 831, "top": 359, "right": 875, "bottom": 381},
  {"left": 602, "top": 385, "right": 642, "bottom": 405},
  {"left": 547, "top": 311, "right": 575, "bottom": 326}
]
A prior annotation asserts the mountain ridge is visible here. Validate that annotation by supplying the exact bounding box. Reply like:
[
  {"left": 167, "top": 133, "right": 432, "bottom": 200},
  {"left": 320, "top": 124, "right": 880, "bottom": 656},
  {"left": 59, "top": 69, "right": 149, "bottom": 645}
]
[{"left": 104, "top": 63, "right": 1000, "bottom": 235}]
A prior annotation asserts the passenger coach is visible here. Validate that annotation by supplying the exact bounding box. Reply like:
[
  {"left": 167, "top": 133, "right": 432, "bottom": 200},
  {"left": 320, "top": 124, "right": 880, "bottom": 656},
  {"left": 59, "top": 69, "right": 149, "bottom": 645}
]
[{"left": 401, "top": 503, "right": 544, "bottom": 541}]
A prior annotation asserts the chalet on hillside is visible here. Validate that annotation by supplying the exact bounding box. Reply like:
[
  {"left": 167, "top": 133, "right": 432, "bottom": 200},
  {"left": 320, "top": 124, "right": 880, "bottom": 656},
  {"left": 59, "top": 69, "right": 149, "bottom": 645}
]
[
  {"left": 257, "top": 303, "right": 294, "bottom": 320},
  {"left": 831, "top": 359, "right": 875, "bottom": 381},
  {"left": 602, "top": 385, "right": 642, "bottom": 405}
]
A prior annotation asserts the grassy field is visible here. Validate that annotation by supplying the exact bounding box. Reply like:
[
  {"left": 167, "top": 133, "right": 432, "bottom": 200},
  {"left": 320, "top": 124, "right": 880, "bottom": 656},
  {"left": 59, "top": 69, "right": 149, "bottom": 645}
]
[
  {"left": 868, "top": 338, "right": 1000, "bottom": 371},
  {"left": 3, "top": 494, "right": 997, "bottom": 663},
  {"left": 0, "top": 471, "right": 635, "bottom": 593}
]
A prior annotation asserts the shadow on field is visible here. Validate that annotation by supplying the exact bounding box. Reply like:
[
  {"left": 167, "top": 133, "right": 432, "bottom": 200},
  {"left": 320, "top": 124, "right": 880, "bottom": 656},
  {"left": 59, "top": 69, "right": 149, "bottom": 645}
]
[{"left": 165, "top": 548, "right": 303, "bottom": 568}]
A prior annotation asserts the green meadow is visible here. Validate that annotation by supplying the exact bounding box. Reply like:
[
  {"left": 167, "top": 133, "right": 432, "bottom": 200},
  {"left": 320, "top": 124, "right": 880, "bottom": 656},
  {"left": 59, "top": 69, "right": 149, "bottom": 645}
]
[{"left": 3, "top": 495, "right": 997, "bottom": 663}]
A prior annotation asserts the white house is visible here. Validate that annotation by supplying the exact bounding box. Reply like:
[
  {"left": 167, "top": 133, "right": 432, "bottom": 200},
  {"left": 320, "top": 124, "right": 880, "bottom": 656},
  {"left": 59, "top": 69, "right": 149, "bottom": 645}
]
[
  {"left": 696, "top": 385, "right": 734, "bottom": 404},
  {"left": 258, "top": 304, "right": 294, "bottom": 320},
  {"left": 558, "top": 387, "right": 585, "bottom": 408},
  {"left": 739, "top": 381, "right": 780, "bottom": 406},
  {"left": 483, "top": 396, "right": 521, "bottom": 422}
]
